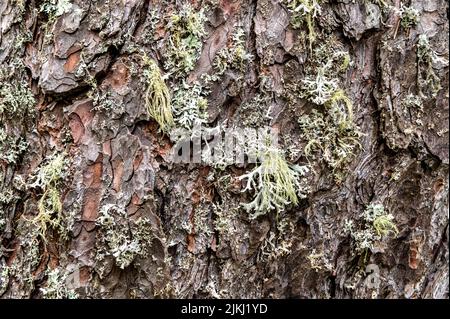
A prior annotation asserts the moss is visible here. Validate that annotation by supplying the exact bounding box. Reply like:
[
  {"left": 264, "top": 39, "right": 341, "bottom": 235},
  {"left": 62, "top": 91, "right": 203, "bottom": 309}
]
[{"left": 142, "top": 55, "right": 174, "bottom": 133}]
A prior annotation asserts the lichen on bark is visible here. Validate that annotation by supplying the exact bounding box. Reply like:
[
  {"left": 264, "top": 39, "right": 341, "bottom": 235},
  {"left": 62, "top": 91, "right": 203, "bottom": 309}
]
[{"left": 0, "top": 0, "right": 448, "bottom": 299}]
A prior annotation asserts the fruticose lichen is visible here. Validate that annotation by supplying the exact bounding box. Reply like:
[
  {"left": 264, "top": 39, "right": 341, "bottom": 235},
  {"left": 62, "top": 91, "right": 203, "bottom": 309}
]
[
  {"left": 95, "top": 204, "right": 154, "bottom": 271},
  {"left": 164, "top": 4, "right": 207, "bottom": 77},
  {"left": 416, "top": 34, "right": 449, "bottom": 98},
  {"left": 239, "top": 142, "right": 309, "bottom": 218},
  {"left": 213, "top": 28, "right": 253, "bottom": 76},
  {"left": 397, "top": 4, "right": 420, "bottom": 29},
  {"left": 292, "top": 38, "right": 361, "bottom": 182},
  {"left": 0, "top": 79, "right": 35, "bottom": 119},
  {"left": 142, "top": 54, "right": 174, "bottom": 133},
  {"left": 171, "top": 81, "right": 208, "bottom": 130},
  {"left": 0, "top": 127, "right": 28, "bottom": 164},
  {"left": 285, "top": 0, "right": 322, "bottom": 51},
  {"left": 40, "top": 267, "right": 78, "bottom": 299},
  {"left": 298, "top": 102, "right": 362, "bottom": 182},
  {"left": 344, "top": 203, "right": 399, "bottom": 261},
  {"left": 28, "top": 153, "right": 70, "bottom": 242},
  {"left": 39, "top": 0, "right": 73, "bottom": 42}
]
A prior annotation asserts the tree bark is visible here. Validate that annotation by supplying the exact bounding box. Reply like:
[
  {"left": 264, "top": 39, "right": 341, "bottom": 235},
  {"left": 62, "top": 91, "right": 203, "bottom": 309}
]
[{"left": 0, "top": 0, "right": 448, "bottom": 299}]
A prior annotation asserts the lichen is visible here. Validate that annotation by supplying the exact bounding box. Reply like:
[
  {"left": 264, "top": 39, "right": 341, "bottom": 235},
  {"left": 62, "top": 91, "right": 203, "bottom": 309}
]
[
  {"left": 300, "top": 66, "right": 338, "bottom": 105},
  {"left": 257, "top": 215, "right": 297, "bottom": 262},
  {"left": 285, "top": 0, "right": 322, "bottom": 51},
  {"left": 416, "top": 34, "right": 449, "bottom": 98},
  {"left": 238, "top": 141, "right": 309, "bottom": 218},
  {"left": 298, "top": 104, "right": 361, "bottom": 182},
  {"left": 290, "top": 38, "right": 361, "bottom": 182},
  {"left": 307, "top": 249, "right": 333, "bottom": 272},
  {"left": 4, "top": 219, "right": 43, "bottom": 296},
  {"left": 344, "top": 203, "right": 399, "bottom": 261},
  {"left": 213, "top": 28, "right": 253, "bottom": 76},
  {"left": 95, "top": 204, "right": 153, "bottom": 270},
  {"left": 164, "top": 4, "right": 207, "bottom": 77},
  {"left": 171, "top": 81, "right": 208, "bottom": 131},
  {"left": 397, "top": 4, "right": 419, "bottom": 29},
  {"left": 40, "top": 0, "right": 72, "bottom": 20},
  {"left": 39, "top": 0, "right": 73, "bottom": 43},
  {"left": 0, "top": 79, "right": 35, "bottom": 119},
  {"left": 0, "top": 127, "right": 28, "bottom": 164},
  {"left": 40, "top": 267, "right": 78, "bottom": 299},
  {"left": 28, "top": 153, "right": 70, "bottom": 242}
]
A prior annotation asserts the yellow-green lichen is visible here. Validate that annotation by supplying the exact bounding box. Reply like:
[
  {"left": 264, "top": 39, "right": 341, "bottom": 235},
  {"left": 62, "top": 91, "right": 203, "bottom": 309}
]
[
  {"left": 344, "top": 203, "right": 399, "bottom": 262},
  {"left": 239, "top": 141, "right": 309, "bottom": 218},
  {"left": 298, "top": 89, "right": 362, "bottom": 182}
]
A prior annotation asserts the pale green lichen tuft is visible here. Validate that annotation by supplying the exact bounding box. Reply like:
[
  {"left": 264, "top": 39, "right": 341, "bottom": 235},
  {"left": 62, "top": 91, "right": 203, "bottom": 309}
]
[
  {"left": 164, "top": 4, "right": 207, "bottom": 77},
  {"left": 0, "top": 80, "right": 35, "bottom": 119},
  {"left": 142, "top": 54, "right": 174, "bottom": 133},
  {"left": 344, "top": 203, "right": 399, "bottom": 261},
  {"left": 397, "top": 4, "right": 419, "bottom": 29},
  {"left": 0, "top": 127, "right": 29, "bottom": 164},
  {"left": 300, "top": 66, "right": 338, "bottom": 105},
  {"left": 239, "top": 142, "right": 309, "bottom": 218},
  {"left": 213, "top": 28, "right": 253, "bottom": 75},
  {"left": 95, "top": 204, "right": 154, "bottom": 270},
  {"left": 40, "top": 267, "right": 78, "bottom": 299},
  {"left": 285, "top": 0, "right": 322, "bottom": 51},
  {"left": 171, "top": 81, "right": 208, "bottom": 131},
  {"left": 298, "top": 90, "right": 362, "bottom": 182},
  {"left": 40, "top": 0, "right": 72, "bottom": 23},
  {"left": 28, "top": 153, "right": 70, "bottom": 242}
]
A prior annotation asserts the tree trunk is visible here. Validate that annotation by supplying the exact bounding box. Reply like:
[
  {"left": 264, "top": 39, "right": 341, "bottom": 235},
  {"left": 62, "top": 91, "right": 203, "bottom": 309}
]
[{"left": 0, "top": 0, "right": 448, "bottom": 299}]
